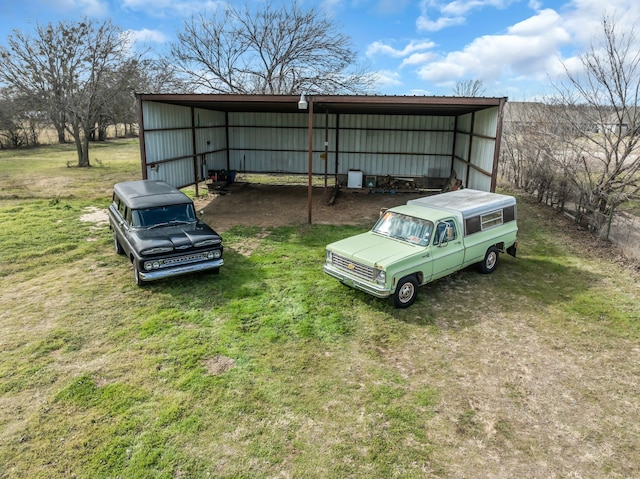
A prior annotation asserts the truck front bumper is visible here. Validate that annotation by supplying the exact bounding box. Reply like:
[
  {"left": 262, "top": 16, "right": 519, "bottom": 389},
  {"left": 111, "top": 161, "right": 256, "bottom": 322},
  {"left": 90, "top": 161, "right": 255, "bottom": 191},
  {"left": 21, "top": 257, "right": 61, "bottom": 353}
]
[
  {"left": 323, "top": 264, "right": 391, "bottom": 298},
  {"left": 139, "top": 258, "right": 224, "bottom": 282}
]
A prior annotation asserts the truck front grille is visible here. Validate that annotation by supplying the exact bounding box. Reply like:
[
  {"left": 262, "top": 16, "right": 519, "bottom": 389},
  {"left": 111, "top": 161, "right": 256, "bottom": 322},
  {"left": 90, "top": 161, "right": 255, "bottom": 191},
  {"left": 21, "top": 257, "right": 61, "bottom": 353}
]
[
  {"left": 332, "top": 254, "right": 374, "bottom": 281},
  {"left": 157, "top": 251, "right": 216, "bottom": 269}
]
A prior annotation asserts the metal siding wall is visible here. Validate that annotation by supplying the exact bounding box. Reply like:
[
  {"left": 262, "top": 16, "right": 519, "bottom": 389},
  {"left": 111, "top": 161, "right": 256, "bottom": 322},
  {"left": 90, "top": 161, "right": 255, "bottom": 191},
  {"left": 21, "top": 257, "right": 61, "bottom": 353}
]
[
  {"left": 195, "top": 109, "right": 227, "bottom": 175},
  {"left": 228, "top": 112, "right": 334, "bottom": 173},
  {"left": 453, "top": 158, "right": 468, "bottom": 182},
  {"left": 454, "top": 132, "right": 470, "bottom": 161},
  {"left": 145, "top": 157, "right": 194, "bottom": 187},
  {"left": 468, "top": 108, "right": 498, "bottom": 190},
  {"left": 337, "top": 115, "right": 454, "bottom": 176},
  {"left": 473, "top": 107, "right": 498, "bottom": 137},
  {"left": 337, "top": 154, "right": 451, "bottom": 177},
  {"left": 457, "top": 113, "right": 472, "bottom": 133},
  {"left": 142, "top": 102, "right": 198, "bottom": 187},
  {"left": 230, "top": 150, "right": 307, "bottom": 173},
  {"left": 467, "top": 168, "right": 492, "bottom": 191},
  {"left": 206, "top": 151, "right": 229, "bottom": 171},
  {"left": 144, "top": 129, "right": 192, "bottom": 162},
  {"left": 195, "top": 127, "right": 226, "bottom": 155},
  {"left": 471, "top": 137, "right": 496, "bottom": 173},
  {"left": 229, "top": 111, "right": 311, "bottom": 127},
  {"left": 142, "top": 102, "right": 191, "bottom": 129},
  {"left": 194, "top": 108, "right": 226, "bottom": 127},
  {"left": 229, "top": 126, "right": 318, "bottom": 151}
]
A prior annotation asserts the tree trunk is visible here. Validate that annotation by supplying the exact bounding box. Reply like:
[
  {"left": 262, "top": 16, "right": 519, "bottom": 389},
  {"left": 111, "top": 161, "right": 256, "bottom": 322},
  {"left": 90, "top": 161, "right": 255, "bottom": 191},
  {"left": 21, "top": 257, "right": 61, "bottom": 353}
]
[
  {"left": 98, "top": 122, "right": 108, "bottom": 141},
  {"left": 51, "top": 109, "right": 67, "bottom": 144},
  {"left": 72, "top": 120, "right": 91, "bottom": 167}
]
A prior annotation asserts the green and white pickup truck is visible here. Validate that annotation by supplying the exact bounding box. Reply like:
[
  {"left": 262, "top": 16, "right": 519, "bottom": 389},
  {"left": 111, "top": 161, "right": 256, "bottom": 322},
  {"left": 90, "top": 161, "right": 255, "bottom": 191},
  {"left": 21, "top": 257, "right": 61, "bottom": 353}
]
[{"left": 323, "top": 189, "right": 518, "bottom": 308}]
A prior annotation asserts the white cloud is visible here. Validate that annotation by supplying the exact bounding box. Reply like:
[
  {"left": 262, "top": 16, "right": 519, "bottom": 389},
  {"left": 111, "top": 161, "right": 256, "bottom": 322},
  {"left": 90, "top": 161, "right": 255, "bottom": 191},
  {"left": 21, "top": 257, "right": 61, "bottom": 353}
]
[
  {"left": 440, "top": 0, "right": 515, "bottom": 17},
  {"left": 400, "top": 52, "right": 437, "bottom": 67},
  {"left": 417, "top": 9, "right": 570, "bottom": 86},
  {"left": 121, "top": 0, "right": 225, "bottom": 17},
  {"left": 320, "top": 0, "right": 343, "bottom": 18},
  {"left": 507, "top": 7, "right": 560, "bottom": 35},
  {"left": 416, "top": 14, "right": 464, "bottom": 32},
  {"left": 50, "top": 0, "right": 109, "bottom": 17},
  {"left": 402, "top": 0, "right": 640, "bottom": 97},
  {"left": 374, "top": 70, "right": 404, "bottom": 88},
  {"left": 527, "top": 0, "right": 542, "bottom": 10},
  {"left": 126, "top": 28, "right": 168, "bottom": 45},
  {"left": 375, "top": 0, "right": 411, "bottom": 15},
  {"left": 407, "top": 88, "right": 434, "bottom": 95},
  {"left": 416, "top": 0, "right": 515, "bottom": 32},
  {"left": 562, "top": 0, "right": 640, "bottom": 46},
  {"left": 366, "top": 40, "right": 436, "bottom": 58}
]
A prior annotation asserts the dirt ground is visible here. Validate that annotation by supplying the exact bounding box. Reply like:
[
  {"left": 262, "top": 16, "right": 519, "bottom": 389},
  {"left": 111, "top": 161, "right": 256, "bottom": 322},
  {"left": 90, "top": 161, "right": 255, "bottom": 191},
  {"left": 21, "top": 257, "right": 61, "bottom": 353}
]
[
  {"left": 194, "top": 182, "right": 425, "bottom": 232},
  {"left": 194, "top": 182, "right": 640, "bottom": 270}
]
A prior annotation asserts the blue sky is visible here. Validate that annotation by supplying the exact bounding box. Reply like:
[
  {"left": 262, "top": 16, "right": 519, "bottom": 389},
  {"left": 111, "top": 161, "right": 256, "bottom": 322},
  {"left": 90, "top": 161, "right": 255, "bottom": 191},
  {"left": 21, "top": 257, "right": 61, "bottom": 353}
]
[{"left": 1, "top": 0, "right": 639, "bottom": 99}]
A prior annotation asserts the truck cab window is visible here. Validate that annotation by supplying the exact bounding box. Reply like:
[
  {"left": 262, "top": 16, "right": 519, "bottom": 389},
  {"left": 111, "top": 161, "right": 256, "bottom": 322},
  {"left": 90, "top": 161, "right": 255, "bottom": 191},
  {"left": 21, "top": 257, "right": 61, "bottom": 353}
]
[
  {"left": 434, "top": 219, "right": 457, "bottom": 245},
  {"left": 373, "top": 211, "right": 433, "bottom": 246}
]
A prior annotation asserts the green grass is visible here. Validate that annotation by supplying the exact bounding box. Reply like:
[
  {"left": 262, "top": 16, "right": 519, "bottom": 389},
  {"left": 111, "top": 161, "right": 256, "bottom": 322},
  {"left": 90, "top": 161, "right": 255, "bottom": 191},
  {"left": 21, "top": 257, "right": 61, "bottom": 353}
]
[
  {"left": 0, "top": 138, "right": 140, "bottom": 200},
  {"left": 1, "top": 140, "right": 639, "bottom": 478}
]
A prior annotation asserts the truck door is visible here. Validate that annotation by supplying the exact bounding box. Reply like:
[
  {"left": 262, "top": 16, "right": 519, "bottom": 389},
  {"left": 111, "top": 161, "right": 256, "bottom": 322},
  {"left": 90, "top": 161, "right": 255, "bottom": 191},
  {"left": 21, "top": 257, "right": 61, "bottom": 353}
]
[{"left": 430, "top": 219, "right": 465, "bottom": 280}]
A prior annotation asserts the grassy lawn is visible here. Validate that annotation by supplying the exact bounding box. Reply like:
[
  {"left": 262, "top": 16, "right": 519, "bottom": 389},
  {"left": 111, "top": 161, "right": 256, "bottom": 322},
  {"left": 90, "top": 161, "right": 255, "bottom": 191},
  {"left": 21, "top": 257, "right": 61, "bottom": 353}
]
[{"left": 1, "top": 140, "right": 639, "bottom": 478}]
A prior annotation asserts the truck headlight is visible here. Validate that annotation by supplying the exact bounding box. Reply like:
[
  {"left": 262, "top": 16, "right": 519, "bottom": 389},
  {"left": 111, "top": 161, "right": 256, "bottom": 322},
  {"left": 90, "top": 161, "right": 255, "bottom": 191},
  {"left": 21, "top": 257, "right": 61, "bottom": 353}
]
[
  {"left": 326, "top": 250, "right": 333, "bottom": 264},
  {"left": 374, "top": 268, "right": 386, "bottom": 285}
]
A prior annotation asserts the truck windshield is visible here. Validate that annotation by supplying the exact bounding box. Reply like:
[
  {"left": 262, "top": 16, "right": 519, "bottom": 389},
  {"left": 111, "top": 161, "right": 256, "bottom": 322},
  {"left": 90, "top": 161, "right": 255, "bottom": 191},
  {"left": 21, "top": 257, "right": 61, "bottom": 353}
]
[
  {"left": 132, "top": 204, "right": 197, "bottom": 228},
  {"left": 372, "top": 211, "right": 434, "bottom": 246}
]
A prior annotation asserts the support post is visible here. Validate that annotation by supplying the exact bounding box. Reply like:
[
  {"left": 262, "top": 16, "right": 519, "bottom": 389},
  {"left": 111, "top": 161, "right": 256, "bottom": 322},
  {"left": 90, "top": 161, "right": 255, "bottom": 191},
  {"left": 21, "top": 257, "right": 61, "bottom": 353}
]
[{"left": 307, "top": 97, "right": 314, "bottom": 224}]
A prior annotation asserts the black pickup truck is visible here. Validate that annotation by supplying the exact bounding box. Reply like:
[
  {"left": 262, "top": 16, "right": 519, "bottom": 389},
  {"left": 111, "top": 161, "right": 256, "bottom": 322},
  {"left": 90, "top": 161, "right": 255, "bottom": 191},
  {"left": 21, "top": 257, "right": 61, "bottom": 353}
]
[{"left": 109, "top": 180, "right": 223, "bottom": 286}]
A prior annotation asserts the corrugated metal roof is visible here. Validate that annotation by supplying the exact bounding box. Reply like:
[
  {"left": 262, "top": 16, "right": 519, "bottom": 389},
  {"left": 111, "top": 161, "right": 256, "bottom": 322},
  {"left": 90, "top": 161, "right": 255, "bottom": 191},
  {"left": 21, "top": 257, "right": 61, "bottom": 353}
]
[{"left": 137, "top": 93, "right": 506, "bottom": 117}]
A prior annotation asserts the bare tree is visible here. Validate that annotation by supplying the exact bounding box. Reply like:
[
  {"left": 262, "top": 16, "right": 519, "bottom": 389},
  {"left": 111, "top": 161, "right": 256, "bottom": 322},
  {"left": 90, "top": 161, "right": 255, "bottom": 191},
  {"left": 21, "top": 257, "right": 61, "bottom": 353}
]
[
  {"left": 0, "top": 88, "right": 47, "bottom": 148},
  {"left": 551, "top": 15, "right": 640, "bottom": 233},
  {"left": 500, "top": 102, "right": 580, "bottom": 211},
  {"left": 453, "top": 79, "right": 485, "bottom": 97},
  {"left": 170, "top": 0, "right": 376, "bottom": 94},
  {"left": 0, "top": 19, "right": 139, "bottom": 166},
  {"left": 97, "top": 58, "right": 187, "bottom": 139}
]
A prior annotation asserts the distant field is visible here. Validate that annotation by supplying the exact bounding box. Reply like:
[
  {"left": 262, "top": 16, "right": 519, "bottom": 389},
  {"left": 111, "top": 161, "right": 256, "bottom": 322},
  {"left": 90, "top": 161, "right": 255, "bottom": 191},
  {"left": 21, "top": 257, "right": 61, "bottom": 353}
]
[
  {"left": 0, "top": 138, "right": 141, "bottom": 200},
  {"left": 1, "top": 140, "right": 639, "bottom": 478}
]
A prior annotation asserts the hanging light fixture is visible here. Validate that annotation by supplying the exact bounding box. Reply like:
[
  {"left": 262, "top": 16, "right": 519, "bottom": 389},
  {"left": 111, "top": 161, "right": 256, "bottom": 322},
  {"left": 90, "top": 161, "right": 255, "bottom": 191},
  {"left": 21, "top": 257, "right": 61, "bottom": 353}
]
[{"left": 298, "top": 93, "right": 308, "bottom": 110}]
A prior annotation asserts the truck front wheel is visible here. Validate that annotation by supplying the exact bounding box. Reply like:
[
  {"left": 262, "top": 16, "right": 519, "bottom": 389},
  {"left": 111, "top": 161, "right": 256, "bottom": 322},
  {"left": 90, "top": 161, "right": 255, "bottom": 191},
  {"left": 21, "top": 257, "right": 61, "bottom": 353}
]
[
  {"left": 479, "top": 246, "right": 499, "bottom": 274},
  {"left": 392, "top": 275, "right": 419, "bottom": 308},
  {"left": 133, "top": 260, "right": 144, "bottom": 286}
]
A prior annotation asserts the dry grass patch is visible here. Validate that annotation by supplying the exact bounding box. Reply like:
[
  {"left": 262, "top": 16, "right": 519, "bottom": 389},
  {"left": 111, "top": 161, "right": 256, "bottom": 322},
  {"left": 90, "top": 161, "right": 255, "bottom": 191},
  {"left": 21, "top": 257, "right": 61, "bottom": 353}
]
[{"left": 203, "top": 355, "right": 236, "bottom": 376}]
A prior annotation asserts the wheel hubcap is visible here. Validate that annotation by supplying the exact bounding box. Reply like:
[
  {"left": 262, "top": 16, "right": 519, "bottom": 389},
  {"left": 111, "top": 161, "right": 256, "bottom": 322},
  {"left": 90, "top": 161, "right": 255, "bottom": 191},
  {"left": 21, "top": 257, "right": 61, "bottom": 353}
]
[
  {"left": 399, "top": 283, "right": 414, "bottom": 303},
  {"left": 486, "top": 252, "right": 497, "bottom": 269}
]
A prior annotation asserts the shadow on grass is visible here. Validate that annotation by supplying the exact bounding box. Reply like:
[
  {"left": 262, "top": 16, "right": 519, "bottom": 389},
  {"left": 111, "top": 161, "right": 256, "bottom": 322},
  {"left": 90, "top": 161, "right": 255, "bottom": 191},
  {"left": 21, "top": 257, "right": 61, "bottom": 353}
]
[
  {"left": 140, "top": 224, "right": 359, "bottom": 347},
  {"left": 361, "top": 251, "right": 601, "bottom": 330},
  {"left": 127, "top": 220, "right": 611, "bottom": 347}
]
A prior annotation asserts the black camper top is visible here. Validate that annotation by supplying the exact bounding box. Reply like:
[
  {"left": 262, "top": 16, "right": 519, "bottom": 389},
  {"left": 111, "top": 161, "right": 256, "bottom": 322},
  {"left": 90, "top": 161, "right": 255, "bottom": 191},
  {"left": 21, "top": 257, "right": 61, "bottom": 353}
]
[{"left": 113, "top": 180, "right": 193, "bottom": 210}]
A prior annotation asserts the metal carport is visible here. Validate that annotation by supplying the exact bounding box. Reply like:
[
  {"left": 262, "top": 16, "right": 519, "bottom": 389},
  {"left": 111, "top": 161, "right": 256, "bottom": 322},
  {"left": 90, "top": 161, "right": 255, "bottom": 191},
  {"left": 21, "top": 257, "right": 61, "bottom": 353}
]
[{"left": 136, "top": 93, "right": 507, "bottom": 223}]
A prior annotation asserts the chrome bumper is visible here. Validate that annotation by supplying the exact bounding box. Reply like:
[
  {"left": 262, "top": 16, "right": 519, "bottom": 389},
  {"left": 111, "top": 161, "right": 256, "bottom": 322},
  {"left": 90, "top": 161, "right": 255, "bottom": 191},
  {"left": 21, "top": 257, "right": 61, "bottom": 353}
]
[
  {"left": 139, "top": 259, "right": 224, "bottom": 282},
  {"left": 323, "top": 264, "right": 391, "bottom": 298}
]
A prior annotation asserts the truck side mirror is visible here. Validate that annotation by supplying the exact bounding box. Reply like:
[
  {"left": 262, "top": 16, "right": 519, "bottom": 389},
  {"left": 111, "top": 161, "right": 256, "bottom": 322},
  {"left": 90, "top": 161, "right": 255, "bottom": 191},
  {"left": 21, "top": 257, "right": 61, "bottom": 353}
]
[{"left": 438, "top": 224, "right": 452, "bottom": 247}]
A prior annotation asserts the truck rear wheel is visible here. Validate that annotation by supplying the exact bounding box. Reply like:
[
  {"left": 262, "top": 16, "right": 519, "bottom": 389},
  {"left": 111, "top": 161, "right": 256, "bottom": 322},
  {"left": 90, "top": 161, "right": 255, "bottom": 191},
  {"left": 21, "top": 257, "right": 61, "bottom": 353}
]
[
  {"left": 479, "top": 246, "right": 499, "bottom": 274},
  {"left": 114, "top": 231, "right": 124, "bottom": 255},
  {"left": 391, "top": 275, "right": 418, "bottom": 308}
]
